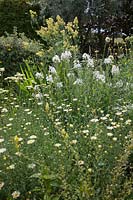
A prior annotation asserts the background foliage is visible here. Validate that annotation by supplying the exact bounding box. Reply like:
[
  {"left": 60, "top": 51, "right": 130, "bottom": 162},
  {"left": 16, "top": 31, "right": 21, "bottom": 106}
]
[
  {"left": 0, "top": 0, "right": 132, "bottom": 54},
  {"left": 0, "top": 0, "right": 132, "bottom": 199},
  {"left": 0, "top": 29, "right": 43, "bottom": 77},
  {"left": 0, "top": 0, "right": 39, "bottom": 38}
]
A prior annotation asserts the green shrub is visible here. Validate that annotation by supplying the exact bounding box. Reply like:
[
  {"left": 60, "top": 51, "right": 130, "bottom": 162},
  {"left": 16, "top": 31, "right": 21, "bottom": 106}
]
[
  {"left": 0, "top": 53, "right": 132, "bottom": 199},
  {"left": 36, "top": 15, "right": 79, "bottom": 59},
  {"left": 0, "top": 0, "right": 37, "bottom": 38},
  {"left": 0, "top": 29, "right": 43, "bottom": 78}
]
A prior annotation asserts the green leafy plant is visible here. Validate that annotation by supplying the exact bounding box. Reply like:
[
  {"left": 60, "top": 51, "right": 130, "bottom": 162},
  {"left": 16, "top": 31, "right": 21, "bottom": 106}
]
[{"left": 0, "top": 29, "right": 43, "bottom": 78}]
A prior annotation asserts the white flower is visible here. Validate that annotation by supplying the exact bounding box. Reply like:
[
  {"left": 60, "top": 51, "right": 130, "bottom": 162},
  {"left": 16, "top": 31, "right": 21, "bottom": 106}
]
[
  {"left": 24, "top": 109, "right": 30, "bottom": 112},
  {"left": 88, "top": 168, "right": 92, "bottom": 173},
  {"left": 27, "top": 111, "right": 33, "bottom": 115},
  {"left": 54, "top": 143, "right": 61, "bottom": 147},
  {"left": 6, "top": 123, "right": 12, "bottom": 127},
  {"left": 9, "top": 118, "right": 13, "bottom": 121},
  {"left": 26, "top": 85, "right": 33, "bottom": 90},
  {"left": 91, "top": 136, "right": 97, "bottom": 140},
  {"left": 34, "top": 93, "right": 43, "bottom": 100},
  {"left": 105, "top": 37, "right": 111, "bottom": 43},
  {"left": 27, "top": 139, "right": 35, "bottom": 144},
  {"left": 115, "top": 112, "right": 122, "bottom": 116},
  {"left": 34, "top": 85, "right": 40, "bottom": 91},
  {"left": 125, "top": 119, "right": 131, "bottom": 125},
  {"left": 87, "top": 58, "right": 94, "bottom": 68},
  {"left": 108, "top": 55, "right": 114, "bottom": 60},
  {"left": 112, "top": 137, "right": 117, "bottom": 141},
  {"left": 82, "top": 130, "right": 89, "bottom": 134},
  {"left": 73, "top": 98, "right": 78, "bottom": 102},
  {"left": 77, "top": 160, "right": 84, "bottom": 166},
  {"left": 82, "top": 53, "right": 91, "bottom": 60},
  {"left": 118, "top": 53, "right": 124, "bottom": 58},
  {"left": 0, "top": 182, "right": 4, "bottom": 190},
  {"left": 93, "top": 71, "right": 100, "bottom": 77},
  {"left": 1, "top": 108, "right": 8, "bottom": 113},
  {"left": 82, "top": 53, "right": 94, "bottom": 67},
  {"left": 107, "top": 132, "right": 113, "bottom": 137},
  {"left": 29, "top": 135, "right": 37, "bottom": 139},
  {"left": 52, "top": 55, "right": 60, "bottom": 63},
  {"left": 49, "top": 66, "right": 57, "bottom": 74},
  {"left": 46, "top": 74, "right": 53, "bottom": 83},
  {"left": 93, "top": 71, "right": 105, "bottom": 83},
  {"left": 0, "top": 88, "right": 9, "bottom": 94},
  {"left": 98, "top": 145, "right": 102, "bottom": 148},
  {"left": 70, "top": 139, "right": 77, "bottom": 144},
  {"left": 15, "top": 72, "right": 24, "bottom": 79},
  {"left": 17, "top": 137, "right": 23, "bottom": 142},
  {"left": 73, "top": 78, "right": 83, "bottom": 85},
  {"left": 67, "top": 72, "right": 74, "bottom": 77},
  {"left": 0, "top": 148, "right": 7, "bottom": 154},
  {"left": 37, "top": 102, "right": 43, "bottom": 106},
  {"left": 61, "top": 50, "right": 72, "bottom": 60},
  {"left": 90, "top": 118, "right": 99, "bottom": 123},
  {"left": 15, "top": 152, "right": 22, "bottom": 156},
  {"left": 100, "top": 116, "right": 107, "bottom": 120},
  {"left": 56, "top": 82, "right": 63, "bottom": 88},
  {"left": 107, "top": 126, "right": 114, "bottom": 130},
  {"left": 0, "top": 68, "right": 5, "bottom": 72},
  {"left": 0, "top": 138, "right": 4, "bottom": 143},
  {"left": 28, "top": 163, "right": 36, "bottom": 169},
  {"left": 35, "top": 72, "right": 44, "bottom": 79},
  {"left": 98, "top": 74, "right": 105, "bottom": 83},
  {"left": 111, "top": 65, "right": 120, "bottom": 75},
  {"left": 73, "top": 60, "right": 81, "bottom": 69},
  {"left": 8, "top": 164, "right": 15, "bottom": 169},
  {"left": 104, "top": 57, "right": 113, "bottom": 64},
  {"left": 115, "top": 80, "right": 123, "bottom": 87},
  {"left": 12, "top": 191, "right": 20, "bottom": 199},
  {"left": 15, "top": 105, "right": 19, "bottom": 108}
]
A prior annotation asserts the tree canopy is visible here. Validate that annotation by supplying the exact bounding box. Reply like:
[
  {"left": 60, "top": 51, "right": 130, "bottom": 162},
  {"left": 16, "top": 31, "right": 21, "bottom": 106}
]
[{"left": 0, "top": 0, "right": 132, "bottom": 52}]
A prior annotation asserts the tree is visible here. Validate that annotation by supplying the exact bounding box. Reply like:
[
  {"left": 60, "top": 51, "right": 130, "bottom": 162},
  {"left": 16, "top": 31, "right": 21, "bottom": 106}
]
[
  {"left": 33, "top": 0, "right": 132, "bottom": 53},
  {"left": 0, "top": 0, "right": 132, "bottom": 53},
  {"left": 0, "top": 0, "right": 39, "bottom": 38}
]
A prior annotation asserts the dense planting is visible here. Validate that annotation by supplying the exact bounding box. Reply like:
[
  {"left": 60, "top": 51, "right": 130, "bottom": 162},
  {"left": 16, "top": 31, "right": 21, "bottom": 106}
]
[{"left": 0, "top": 9, "right": 133, "bottom": 200}]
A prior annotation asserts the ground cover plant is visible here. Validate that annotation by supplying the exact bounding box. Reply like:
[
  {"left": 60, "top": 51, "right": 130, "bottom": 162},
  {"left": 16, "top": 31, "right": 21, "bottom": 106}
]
[{"left": 0, "top": 16, "right": 133, "bottom": 200}]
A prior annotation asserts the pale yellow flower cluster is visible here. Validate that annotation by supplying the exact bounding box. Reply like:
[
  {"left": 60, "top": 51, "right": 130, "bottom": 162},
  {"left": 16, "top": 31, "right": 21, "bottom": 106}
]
[{"left": 36, "top": 15, "right": 79, "bottom": 54}]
